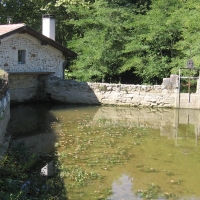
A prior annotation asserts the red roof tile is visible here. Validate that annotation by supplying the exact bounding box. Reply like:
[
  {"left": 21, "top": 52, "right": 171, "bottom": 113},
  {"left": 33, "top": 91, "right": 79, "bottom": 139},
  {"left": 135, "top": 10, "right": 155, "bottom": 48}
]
[
  {"left": 0, "top": 23, "right": 77, "bottom": 57},
  {"left": 0, "top": 23, "right": 25, "bottom": 36}
]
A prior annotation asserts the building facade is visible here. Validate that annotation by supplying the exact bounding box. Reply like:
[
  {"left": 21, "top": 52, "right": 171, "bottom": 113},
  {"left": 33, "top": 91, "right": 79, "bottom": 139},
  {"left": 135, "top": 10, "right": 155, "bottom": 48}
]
[{"left": 0, "top": 15, "right": 76, "bottom": 103}]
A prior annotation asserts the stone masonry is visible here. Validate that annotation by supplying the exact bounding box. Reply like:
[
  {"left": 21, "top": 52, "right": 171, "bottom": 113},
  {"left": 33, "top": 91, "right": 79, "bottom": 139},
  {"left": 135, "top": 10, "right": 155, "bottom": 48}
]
[
  {"left": 0, "top": 70, "right": 10, "bottom": 146},
  {"left": 0, "top": 34, "right": 64, "bottom": 77},
  {"left": 0, "top": 33, "right": 66, "bottom": 103},
  {"left": 46, "top": 75, "right": 179, "bottom": 108},
  {"left": 45, "top": 74, "right": 200, "bottom": 109}
]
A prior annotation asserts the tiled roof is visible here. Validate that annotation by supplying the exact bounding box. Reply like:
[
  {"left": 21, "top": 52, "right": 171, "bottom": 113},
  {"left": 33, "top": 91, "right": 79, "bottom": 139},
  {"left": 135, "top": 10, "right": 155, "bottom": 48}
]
[
  {"left": 0, "top": 23, "right": 77, "bottom": 57},
  {"left": 0, "top": 23, "right": 25, "bottom": 36}
]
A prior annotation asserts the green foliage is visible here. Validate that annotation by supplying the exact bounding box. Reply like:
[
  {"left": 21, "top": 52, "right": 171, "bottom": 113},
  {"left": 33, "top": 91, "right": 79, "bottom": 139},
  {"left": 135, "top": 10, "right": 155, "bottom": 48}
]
[
  {"left": 121, "top": 0, "right": 183, "bottom": 83},
  {"left": 136, "top": 183, "right": 161, "bottom": 199},
  {"left": 0, "top": 142, "right": 67, "bottom": 199},
  {"left": 0, "top": 0, "right": 46, "bottom": 30},
  {"left": 136, "top": 183, "right": 178, "bottom": 199},
  {"left": 61, "top": 0, "right": 137, "bottom": 82},
  {"left": 2, "top": 0, "right": 200, "bottom": 84},
  {"left": 59, "top": 165, "right": 100, "bottom": 187}
]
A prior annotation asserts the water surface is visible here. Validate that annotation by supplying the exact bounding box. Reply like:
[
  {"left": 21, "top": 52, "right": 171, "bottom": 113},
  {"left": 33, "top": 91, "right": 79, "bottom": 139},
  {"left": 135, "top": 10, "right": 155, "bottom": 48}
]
[{"left": 9, "top": 104, "right": 200, "bottom": 199}]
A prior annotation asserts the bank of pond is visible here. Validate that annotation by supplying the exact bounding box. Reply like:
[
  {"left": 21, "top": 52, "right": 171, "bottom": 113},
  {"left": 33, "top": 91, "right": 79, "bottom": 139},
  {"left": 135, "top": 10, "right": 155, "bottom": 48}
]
[{"left": 1, "top": 103, "right": 200, "bottom": 199}]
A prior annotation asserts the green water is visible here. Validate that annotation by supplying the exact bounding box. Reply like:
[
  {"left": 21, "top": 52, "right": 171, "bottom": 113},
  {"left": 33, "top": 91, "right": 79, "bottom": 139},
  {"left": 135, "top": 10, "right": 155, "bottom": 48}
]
[{"left": 9, "top": 104, "right": 200, "bottom": 199}]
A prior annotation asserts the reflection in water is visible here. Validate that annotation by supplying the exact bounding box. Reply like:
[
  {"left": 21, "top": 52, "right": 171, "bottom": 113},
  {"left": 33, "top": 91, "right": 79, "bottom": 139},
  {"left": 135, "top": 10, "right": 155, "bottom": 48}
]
[
  {"left": 9, "top": 103, "right": 58, "bottom": 154},
  {"left": 107, "top": 174, "right": 139, "bottom": 200},
  {"left": 8, "top": 104, "right": 200, "bottom": 199},
  {"left": 93, "top": 107, "right": 200, "bottom": 145}
]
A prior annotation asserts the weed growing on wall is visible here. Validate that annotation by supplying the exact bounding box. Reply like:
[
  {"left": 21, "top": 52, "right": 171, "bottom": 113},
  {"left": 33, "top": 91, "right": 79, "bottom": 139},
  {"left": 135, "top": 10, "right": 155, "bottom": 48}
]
[{"left": 0, "top": 70, "right": 4, "bottom": 79}]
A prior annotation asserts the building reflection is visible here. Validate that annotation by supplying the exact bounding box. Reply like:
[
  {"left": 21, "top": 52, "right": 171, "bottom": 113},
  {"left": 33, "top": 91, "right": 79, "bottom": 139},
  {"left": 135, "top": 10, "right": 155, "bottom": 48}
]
[
  {"left": 9, "top": 104, "right": 200, "bottom": 154},
  {"left": 9, "top": 103, "right": 58, "bottom": 154}
]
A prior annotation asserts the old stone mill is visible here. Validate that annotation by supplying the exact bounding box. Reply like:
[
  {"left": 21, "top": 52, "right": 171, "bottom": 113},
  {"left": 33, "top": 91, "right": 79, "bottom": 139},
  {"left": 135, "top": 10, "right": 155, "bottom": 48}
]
[
  {"left": 1, "top": 15, "right": 200, "bottom": 147},
  {"left": 2, "top": 14, "right": 200, "bottom": 200},
  {"left": 0, "top": 15, "right": 200, "bottom": 143}
]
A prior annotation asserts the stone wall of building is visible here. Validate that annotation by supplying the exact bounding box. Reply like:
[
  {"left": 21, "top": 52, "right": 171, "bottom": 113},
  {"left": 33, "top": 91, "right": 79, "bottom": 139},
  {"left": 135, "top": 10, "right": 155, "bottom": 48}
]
[
  {"left": 0, "top": 34, "right": 65, "bottom": 78},
  {"left": 0, "top": 70, "right": 10, "bottom": 145},
  {"left": 46, "top": 75, "right": 179, "bottom": 108},
  {"left": 0, "top": 33, "right": 66, "bottom": 103}
]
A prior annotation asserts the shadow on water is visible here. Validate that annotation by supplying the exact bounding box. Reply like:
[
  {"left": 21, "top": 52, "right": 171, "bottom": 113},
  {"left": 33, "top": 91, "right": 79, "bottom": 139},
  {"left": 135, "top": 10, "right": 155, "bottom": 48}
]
[
  {"left": 2, "top": 103, "right": 98, "bottom": 199},
  {"left": 4, "top": 104, "right": 200, "bottom": 199}
]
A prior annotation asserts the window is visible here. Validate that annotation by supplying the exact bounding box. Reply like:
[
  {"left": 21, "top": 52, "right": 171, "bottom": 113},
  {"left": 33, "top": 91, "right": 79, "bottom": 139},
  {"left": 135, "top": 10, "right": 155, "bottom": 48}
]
[{"left": 18, "top": 50, "right": 26, "bottom": 64}]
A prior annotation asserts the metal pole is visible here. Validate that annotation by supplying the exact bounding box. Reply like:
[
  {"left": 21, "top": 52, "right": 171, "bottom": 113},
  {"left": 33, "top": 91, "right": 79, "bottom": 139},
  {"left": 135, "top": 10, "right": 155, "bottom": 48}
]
[
  {"left": 188, "top": 77, "right": 190, "bottom": 102},
  {"left": 198, "top": 69, "right": 200, "bottom": 109},
  {"left": 178, "top": 68, "right": 181, "bottom": 108}
]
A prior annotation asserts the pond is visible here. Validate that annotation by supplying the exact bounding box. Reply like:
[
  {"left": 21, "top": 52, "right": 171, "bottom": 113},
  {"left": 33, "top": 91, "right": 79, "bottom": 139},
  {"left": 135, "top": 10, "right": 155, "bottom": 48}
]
[{"left": 8, "top": 103, "right": 200, "bottom": 200}]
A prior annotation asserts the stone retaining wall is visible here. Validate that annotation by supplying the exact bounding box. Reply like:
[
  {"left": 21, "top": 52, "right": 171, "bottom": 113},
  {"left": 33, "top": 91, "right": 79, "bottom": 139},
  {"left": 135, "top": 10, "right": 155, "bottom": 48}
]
[
  {"left": 46, "top": 75, "right": 179, "bottom": 108},
  {"left": 6, "top": 72, "right": 200, "bottom": 109},
  {"left": 9, "top": 74, "right": 48, "bottom": 103},
  {"left": 0, "top": 70, "right": 10, "bottom": 145}
]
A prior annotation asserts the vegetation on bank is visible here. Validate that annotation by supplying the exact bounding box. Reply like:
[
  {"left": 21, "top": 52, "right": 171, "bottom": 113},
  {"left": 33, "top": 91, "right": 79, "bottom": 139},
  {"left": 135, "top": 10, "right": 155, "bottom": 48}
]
[
  {"left": 1, "top": 0, "right": 200, "bottom": 84},
  {"left": 0, "top": 70, "right": 8, "bottom": 99},
  {"left": 0, "top": 142, "right": 67, "bottom": 200},
  {"left": 0, "top": 69, "right": 6, "bottom": 80}
]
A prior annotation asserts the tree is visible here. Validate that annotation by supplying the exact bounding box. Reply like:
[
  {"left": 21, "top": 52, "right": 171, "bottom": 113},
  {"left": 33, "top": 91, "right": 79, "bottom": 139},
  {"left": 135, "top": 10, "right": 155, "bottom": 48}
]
[
  {"left": 0, "top": 0, "right": 47, "bottom": 30},
  {"left": 120, "top": 0, "right": 184, "bottom": 84},
  {"left": 3, "top": 0, "right": 200, "bottom": 84},
  {"left": 58, "top": 0, "right": 138, "bottom": 82}
]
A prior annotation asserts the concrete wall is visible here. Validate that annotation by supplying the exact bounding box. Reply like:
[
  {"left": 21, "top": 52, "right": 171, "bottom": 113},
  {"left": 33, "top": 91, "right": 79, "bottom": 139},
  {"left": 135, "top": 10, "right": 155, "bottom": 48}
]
[
  {"left": 9, "top": 74, "right": 48, "bottom": 103},
  {"left": 0, "top": 71, "right": 10, "bottom": 145}
]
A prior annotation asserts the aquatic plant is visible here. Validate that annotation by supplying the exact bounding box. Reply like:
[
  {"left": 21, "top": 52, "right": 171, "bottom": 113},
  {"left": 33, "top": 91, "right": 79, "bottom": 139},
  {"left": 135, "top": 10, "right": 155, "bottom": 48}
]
[
  {"left": 0, "top": 142, "right": 67, "bottom": 200},
  {"left": 136, "top": 183, "right": 161, "bottom": 199},
  {"left": 59, "top": 165, "right": 101, "bottom": 187}
]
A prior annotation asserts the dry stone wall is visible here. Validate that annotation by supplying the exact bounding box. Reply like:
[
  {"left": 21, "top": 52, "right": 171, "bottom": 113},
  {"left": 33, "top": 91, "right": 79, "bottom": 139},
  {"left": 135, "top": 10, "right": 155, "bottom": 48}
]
[
  {"left": 46, "top": 75, "right": 179, "bottom": 108},
  {"left": 46, "top": 74, "right": 200, "bottom": 109}
]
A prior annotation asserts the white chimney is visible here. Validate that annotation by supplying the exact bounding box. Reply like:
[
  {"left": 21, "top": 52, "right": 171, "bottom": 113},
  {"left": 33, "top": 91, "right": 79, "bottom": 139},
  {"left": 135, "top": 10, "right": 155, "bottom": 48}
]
[
  {"left": 42, "top": 14, "right": 55, "bottom": 40},
  {"left": 7, "top": 16, "right": 13, "bottom": 24}
]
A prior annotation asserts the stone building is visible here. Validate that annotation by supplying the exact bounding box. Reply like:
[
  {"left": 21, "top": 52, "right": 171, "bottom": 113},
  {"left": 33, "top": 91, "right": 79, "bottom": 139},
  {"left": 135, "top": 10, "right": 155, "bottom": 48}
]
[{"left": 0, "top": 15, "right": 76, "bottom": 103}]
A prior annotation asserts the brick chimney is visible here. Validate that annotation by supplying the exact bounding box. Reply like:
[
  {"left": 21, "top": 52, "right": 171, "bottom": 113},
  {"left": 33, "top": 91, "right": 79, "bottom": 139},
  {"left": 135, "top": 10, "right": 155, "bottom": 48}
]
[{"left": 42, "top": 14, "right": 55, "bottom": 40}]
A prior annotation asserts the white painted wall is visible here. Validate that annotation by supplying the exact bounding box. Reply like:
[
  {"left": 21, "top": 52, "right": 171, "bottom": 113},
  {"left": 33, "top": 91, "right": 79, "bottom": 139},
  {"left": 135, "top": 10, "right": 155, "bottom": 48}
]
[{"left": 42, "top": 15, "right": 56, "bottom": 41}]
